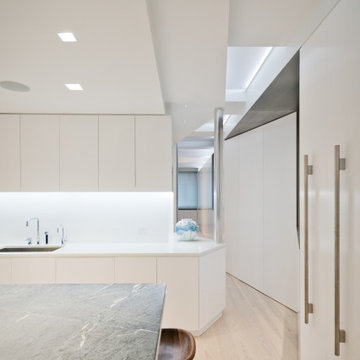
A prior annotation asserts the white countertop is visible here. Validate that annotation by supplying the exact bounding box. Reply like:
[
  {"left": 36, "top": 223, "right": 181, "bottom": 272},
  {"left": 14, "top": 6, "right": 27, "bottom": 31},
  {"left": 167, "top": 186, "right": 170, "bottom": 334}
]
[{"left": 0, "top": 238, "right": 225, "bottom": 257}]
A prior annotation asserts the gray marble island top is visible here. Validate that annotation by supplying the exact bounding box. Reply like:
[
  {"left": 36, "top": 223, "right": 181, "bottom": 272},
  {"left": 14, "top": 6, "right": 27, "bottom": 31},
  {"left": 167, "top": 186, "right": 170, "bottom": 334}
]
[{"left": 0, "top": 283, "right": 166, "bottom": 360}]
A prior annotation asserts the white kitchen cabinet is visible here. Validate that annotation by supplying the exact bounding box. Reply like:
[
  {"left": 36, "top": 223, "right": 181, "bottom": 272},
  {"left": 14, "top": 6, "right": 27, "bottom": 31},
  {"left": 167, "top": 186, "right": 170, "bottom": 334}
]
[
  {"left": 0, "top": 245, "right": 225, "bottom": 334},
  {"left": 99, "top": 115, "right": 135, "bottom": 191},
  {"left": 12, "top": 258, "right": 55, "bottom": 284},
  {"left": 60, "top": 115, "right": 98, "bottom": 191},
  {"left": 20, "top": 115, "right": 60, "bottom": 191},
  {"left": 114, "top": 256, "right": 156, "bottom": 283},
  {"left": 56, "top": 257, "right": 114, "bottom": 283},
  {"left": 0, "top": 114, "right": 20, "bottom": 191},
  {"left": 0, "top": 259, "right": 12, "bottom": 284},
  {"left": 157, "top": 257, "right": 199, "bottom": 331},
  {"left": 199, "top": 248, "right": 225, "bottom": 330},
  {"left": 224, "top": 127, "right": 264, "bottom": 291},
  {"left": 0, "top": 114, "right": 172, "bottom": 192},
  {"left": 263, "top": 114, "right": 298, "bottom": 311},
  {"left": 300, "top": 0, "right": 360, "bottom": 358},
  {"left": 224, "top": 114, "right": 298, "bottom": 311},
  {"left": 135, "top": 116, "right": 172, "bottom": 191}
]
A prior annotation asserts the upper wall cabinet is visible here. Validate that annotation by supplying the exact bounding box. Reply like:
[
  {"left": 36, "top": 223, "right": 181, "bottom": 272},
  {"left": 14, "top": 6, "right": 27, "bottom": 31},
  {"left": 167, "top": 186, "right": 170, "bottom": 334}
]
[
  {"left": 99, "top": 116, "right": 135, "bottom": 191},
  {"left": 0, "top": 115, "right": 20, "bottom": 191},
  {"left": 135, "top": 116, "right": 172, "bottom": 191},
  {"left": 21, "top": 115, "right": 60, "bottom": 191},
  {"left": 60, "top": 115, "right": 99, "bottom": 191},
  {"left": 0, "top": 114, "right": 172, "bottom": 192}
]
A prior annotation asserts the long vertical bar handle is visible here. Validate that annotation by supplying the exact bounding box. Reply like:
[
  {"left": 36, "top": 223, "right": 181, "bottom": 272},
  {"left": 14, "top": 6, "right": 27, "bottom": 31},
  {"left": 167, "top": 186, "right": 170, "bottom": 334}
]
[
  {"left": 334, "top": 145, "right": 346, "bottom": 356},
  {"left": 304, "top": 155, "right": 314, "bottom": 324}
]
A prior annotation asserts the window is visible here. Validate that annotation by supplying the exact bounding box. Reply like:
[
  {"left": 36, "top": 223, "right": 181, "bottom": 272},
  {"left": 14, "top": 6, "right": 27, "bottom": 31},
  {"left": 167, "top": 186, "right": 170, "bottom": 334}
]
[{"left": 178, "top": 171, "right": 198, "bottom": 209}]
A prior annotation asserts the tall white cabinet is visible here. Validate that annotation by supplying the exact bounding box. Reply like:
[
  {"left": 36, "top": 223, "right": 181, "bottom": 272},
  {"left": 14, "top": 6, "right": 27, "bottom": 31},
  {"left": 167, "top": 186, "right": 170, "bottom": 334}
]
[
  {"left": 224, "top": 127, "right": 264, "bottom": 291},
  {"left": 224, "top": 113, "right": 298, "bottom": 311},
  {"left": 299, "top": 0, "right": 360, "bottom": 358}
]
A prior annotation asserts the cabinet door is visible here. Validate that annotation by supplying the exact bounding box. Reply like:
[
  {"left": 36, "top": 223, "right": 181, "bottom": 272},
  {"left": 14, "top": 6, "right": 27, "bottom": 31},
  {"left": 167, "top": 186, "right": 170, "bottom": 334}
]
[
  {"left": 60, "top": 115, "right": 98, "bottom": 191},
  {"left": 0, "top": 259, "right": 12, "bottom": 284},
  {"left": 199, "top": 248, "right": 225, "bottom": 330},
  {"left": 114, "top": 257, "right": 156, "bottom": 283},
  {"left": 0, "top": 114, "right": 20, "bottom": 191},
  {"left": 21, "top": 115, "right": 60, "bottom": 191},
  {"left": 157, "top": 257, "right": 199, "bottom": 331},
  {"left": 263, "top": 114, "right": 299, "bottom": 311},
  {"left": 56, "top": 257, "right": 114, "bottom": 283},
  {"left": 300, "top": 0, "right": 360, "bottom": 358},
  {"left": 12, "top": 258, "right": 55, "bottom": 284},
  {"left": 135, "top": 116, "right": 172, "bottom": 191},
  {"left": 99, "top": 115, "right": 135, "bottom": 191},
  {"left": 225, "top": 127, "right": 264, "bottom": 291}
]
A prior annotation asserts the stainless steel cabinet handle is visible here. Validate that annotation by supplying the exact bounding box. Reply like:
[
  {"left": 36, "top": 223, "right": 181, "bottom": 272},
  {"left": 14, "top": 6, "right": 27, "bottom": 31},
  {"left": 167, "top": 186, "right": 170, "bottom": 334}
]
[
  {"left": 304, "top": 155, "right": 314, "bottom": 324},
  {"left": 334, "top": 145, "right": 346, "bottom": 356}
]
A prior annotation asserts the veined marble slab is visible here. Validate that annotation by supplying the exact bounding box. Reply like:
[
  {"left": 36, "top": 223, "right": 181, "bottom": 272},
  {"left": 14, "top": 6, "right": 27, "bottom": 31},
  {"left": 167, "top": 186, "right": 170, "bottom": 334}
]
[{"left": 0, "top": 283, "right": 165, "bottom": 360}]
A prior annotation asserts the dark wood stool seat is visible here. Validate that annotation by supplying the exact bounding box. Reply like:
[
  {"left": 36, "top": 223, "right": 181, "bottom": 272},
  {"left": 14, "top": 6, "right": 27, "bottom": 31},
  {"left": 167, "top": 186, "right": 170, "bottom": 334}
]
[{"left": 158, "top": 328, "right": 196, "bottom": 360}]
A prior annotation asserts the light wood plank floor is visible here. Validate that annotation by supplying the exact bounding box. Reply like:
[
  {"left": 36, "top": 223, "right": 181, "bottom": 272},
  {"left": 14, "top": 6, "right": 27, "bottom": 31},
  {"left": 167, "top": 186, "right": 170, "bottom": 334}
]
[{"left": 195, "top": 274, "right": 298, "bottom": 360}]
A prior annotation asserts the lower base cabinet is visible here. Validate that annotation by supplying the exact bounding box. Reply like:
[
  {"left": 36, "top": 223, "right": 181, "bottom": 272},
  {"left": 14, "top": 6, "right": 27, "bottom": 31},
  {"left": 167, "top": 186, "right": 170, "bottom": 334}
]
[
  {"left": 157, "top": 257, "right": 199, "bottom": 331},
  {"left": 0, "top": 259, "right": 12, "bottom": 284},
  {"left": 12, "top": 258, "right": 55, "bottom": 284},
  {"left": 0, "top": 248, "right": 225, "bottom": 335},
  {"left": 56, "top": 257, "right": 114, "bottom": 284},
  {"left": 115, "top": 256, "right": 156, "bottom": 283}
]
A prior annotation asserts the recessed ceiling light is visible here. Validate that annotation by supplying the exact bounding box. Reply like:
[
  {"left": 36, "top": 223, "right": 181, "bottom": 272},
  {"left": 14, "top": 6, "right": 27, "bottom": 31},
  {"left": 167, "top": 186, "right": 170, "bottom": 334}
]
[
  {"left": 0, "top": 81, "right": 30, "bottom": 92},
  {"left": 65, "top": 83, "right": 83, "bottom": 91},
  {"left": 57, "top": 32, "right": 77, "bottom": 42}
]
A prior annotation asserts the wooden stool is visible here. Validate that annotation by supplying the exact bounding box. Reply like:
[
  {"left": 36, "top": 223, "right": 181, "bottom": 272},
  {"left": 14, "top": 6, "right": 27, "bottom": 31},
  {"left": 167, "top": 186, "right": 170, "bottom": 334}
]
[{"left": 158, "top": 328, "right": 196, "bottom": 360}]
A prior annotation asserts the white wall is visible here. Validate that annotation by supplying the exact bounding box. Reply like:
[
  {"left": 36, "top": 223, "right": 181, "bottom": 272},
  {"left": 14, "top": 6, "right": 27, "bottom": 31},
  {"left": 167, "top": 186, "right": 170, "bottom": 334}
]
[
  {"left": 0, "top": 192, "right": 173, "bottom": 245},
  {"left": 224, "top": 113, "right": 298, "bottom": 310}
]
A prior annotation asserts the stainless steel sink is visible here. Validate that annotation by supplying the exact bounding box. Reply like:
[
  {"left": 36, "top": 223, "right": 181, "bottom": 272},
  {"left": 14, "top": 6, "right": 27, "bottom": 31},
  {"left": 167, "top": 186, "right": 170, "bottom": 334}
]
[{"left": 0, "top": 246, "right": 61, "bottom": 252}]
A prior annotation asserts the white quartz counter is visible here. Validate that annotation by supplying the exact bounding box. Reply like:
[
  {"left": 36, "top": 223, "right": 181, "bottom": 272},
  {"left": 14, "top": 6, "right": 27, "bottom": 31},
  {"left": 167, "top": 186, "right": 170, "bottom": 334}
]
[{"left": 0, "top": 238, "right": 224, "bottom": 257}]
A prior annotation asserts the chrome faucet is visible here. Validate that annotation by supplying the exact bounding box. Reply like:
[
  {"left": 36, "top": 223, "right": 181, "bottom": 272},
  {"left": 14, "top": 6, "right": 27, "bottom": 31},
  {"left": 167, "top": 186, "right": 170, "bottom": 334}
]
[
  {"left": 26, "top": 217, "right": 40, "bottom": 245},
  {"left": 57, "top": 224, "right": 66, "bottom": 245}
]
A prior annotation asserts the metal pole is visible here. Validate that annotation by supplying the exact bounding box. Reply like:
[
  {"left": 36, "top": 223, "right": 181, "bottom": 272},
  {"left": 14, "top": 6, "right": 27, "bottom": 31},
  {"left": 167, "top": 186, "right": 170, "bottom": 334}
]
[
  {"left": 214, "top": 108, "right": 224, "bottom": 243},
  {"left": 173, "top": 143, "right": 179, "bottom": 229}
]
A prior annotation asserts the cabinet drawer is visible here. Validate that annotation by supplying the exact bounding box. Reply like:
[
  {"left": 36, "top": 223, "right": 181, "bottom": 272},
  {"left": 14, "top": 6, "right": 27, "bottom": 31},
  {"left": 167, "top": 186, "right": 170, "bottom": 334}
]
[
  {"left": 0, "top": 259, "right": 12, "bottom": 284},
  {"left": 12, "top": 258, "right": 55, "bottom": 284},
  {"left": 115, "top": 257, "right": 156, "bottom": 283},
  {"left": 56, "top": 257, "right": 114, "bottom": 283}
]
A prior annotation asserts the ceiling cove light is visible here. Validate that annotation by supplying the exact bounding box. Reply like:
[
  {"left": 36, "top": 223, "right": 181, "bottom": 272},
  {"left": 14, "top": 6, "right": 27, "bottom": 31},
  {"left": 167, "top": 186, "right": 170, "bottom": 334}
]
[
  {"left": 65, "top": 83, "right": 83, "bottom": 91},
  {"left": 244, "top": 47, "right": 273, "bottom": 89},
  {"left": 57, "top": 32, "right": 77, "bottom": 42}
]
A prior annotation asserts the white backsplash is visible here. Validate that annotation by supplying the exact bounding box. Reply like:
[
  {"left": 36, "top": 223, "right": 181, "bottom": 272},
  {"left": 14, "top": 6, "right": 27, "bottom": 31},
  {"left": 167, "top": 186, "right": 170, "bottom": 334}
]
[{"left": 0, "top": 192, "right": 173, "bottom": 245}]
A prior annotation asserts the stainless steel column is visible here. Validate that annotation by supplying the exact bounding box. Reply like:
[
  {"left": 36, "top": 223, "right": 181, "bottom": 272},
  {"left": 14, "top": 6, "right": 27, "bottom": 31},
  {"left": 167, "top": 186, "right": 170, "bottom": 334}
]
[{"left": 214, "top": 108, "right": 224, "bottom": 243}]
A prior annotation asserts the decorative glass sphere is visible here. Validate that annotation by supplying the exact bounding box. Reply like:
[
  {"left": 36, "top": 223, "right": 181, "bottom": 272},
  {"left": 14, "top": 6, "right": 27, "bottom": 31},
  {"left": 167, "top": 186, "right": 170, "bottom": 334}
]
[{"left": 175, "top": 219, "right": 200, "bottom": 241}]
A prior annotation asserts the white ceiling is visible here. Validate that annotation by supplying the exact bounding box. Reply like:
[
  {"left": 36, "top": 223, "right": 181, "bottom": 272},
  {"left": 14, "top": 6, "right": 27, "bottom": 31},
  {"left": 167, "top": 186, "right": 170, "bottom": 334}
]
[
  {"left": 225, "top": 46, "right": 273, "bottom": 102},
  {"left": 228, "top": 0, "right": 321, "bottom": 46},
  {"left": 147, "top": 0, "right": 229, "bottom": 143},
  {"left": 178, "top": 137, "right": 214, "bottom": 170},
  {"left": 0, "top": 0, "right": 339, "bottom": 144},
  {"left": 0, "top": 0, "right": 164, "bottom": 114}
]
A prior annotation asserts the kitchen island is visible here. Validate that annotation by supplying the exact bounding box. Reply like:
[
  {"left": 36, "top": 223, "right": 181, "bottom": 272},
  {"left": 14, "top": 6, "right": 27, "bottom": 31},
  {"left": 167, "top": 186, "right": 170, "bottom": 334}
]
[
  {"left": 0, "top": 240, "right": 225, "bottom": 335},
  {"left": 0, "top": 283, "right": 166, "bottom": 360}
]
